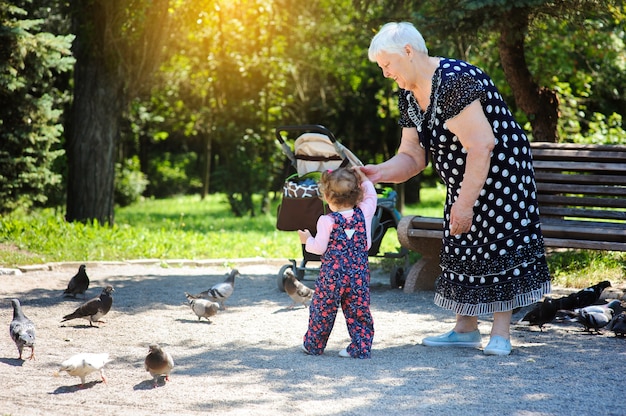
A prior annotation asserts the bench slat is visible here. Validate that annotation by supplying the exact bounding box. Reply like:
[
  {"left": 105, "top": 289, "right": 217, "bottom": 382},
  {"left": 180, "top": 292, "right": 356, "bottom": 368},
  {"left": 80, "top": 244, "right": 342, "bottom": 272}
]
[
  {"left": 541, "top": 223, "right": 626, "bottom": 243},
  {"left": 544, "top": 238, "right": 626, "bottom": 251},
  {"left": 533, "top": 160, "right": 626, "bottom": 172},
  {"left": 531, "top": 142, "right": 626, "bottom": 159},
  {"left": 536, "top": 182, "right": 626, "bottom": 197},
  {"left": 531, "top": 149, "right": 626, "bottom": 162},
  {"left": 537, "top": 194, "right": 626, "bottom": 209},
  {"left": 534, "top": 172, "right": 626, "bottom": 186},
  {"left": 539, "top": 206, "right": 626, "bottom": 221}
]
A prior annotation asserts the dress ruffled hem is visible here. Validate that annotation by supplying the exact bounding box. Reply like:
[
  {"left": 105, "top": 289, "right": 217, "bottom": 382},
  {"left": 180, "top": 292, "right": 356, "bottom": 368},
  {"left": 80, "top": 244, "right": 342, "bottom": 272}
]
[{"left": 433, "top": 281, "right": 551, "bottom": 316}]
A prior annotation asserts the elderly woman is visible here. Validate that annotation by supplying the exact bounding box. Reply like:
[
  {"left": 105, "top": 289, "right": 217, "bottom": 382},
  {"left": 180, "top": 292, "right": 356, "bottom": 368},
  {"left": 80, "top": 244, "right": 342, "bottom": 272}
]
[{"left": 362, "top": 22, "right": 551, "bottom": 355}]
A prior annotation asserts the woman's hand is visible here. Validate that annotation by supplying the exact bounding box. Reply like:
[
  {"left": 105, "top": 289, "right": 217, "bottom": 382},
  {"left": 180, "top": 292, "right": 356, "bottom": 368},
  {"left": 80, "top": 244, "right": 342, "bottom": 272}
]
[
  {"left": 449, "top": 201, "right": 474, "bottom": 236},
  {"left": 358, "top": 165, "right": 382, "bottom": 184}
]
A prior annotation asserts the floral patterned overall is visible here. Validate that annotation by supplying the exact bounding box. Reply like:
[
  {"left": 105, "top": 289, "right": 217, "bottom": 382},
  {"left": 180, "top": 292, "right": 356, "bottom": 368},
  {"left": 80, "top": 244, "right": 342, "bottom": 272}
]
[{"left": 303, "top": 207, "right": 374, "bottom": 358}]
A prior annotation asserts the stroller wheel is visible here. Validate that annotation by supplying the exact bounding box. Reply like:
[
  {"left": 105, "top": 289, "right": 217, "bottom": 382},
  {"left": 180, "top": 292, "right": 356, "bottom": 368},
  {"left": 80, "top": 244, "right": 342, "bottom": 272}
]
[
  {"left": 390, "top": 266, "right": 405, "bottom": 289},
  {"left": 277, "top": 264, "right": 294, "bottom": 292}
]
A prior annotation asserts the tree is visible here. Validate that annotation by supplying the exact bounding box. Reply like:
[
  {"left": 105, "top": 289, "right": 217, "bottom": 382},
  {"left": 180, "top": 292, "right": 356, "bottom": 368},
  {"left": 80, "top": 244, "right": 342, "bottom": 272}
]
[
  {"left": 65, "top": 0, "right": 168, "bottom": 224},
  {"left": 414, "top": 0, "right": 621, "bottom": 143},
  {"left": 0, "top": 0, "right": 74, "bottom": 213}
]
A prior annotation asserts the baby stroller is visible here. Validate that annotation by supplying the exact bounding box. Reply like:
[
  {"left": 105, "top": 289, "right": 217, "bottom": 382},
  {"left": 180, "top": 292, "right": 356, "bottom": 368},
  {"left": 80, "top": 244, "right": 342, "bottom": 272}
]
[{"left": 274, "top": 124, "right": 408, "bottom": 291}]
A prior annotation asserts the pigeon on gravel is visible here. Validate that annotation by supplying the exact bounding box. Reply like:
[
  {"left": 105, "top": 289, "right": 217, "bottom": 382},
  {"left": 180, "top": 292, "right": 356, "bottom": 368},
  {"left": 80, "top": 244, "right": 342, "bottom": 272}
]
[
  {"left": 9, "top": 299, "right": 36, "bottom": 360},
  {"left": 184, "top": 293, "right": 220, "bottom": 322},
  {"left": 518, "top": 297, "right": 558, "bottom": 331},
  {"left": 567, "top": 300, "right": 622, "bottom": 333},
  {"left": 63, "top": 264, "right": 90, "bottom": 298},
  {"left": 61, "top": 285, "right": 114, "bottom": 327},
  {"left": 56, "top": 353, "right": 112, "bottom": 387},
  {"left": 185, "top": 269, "right": 239, "bottom": 309},
  {"left": 283, "top": 269, "right": 313, "bottom": 309},
  {"left": 608, "top": 311, "right": 626, "bottom": 337},
  {"left": 559, "top": 280, "right": 611, "bottom": 310},
  {"left": 145, "top": 344, "right": 174, "bottom": 388}
]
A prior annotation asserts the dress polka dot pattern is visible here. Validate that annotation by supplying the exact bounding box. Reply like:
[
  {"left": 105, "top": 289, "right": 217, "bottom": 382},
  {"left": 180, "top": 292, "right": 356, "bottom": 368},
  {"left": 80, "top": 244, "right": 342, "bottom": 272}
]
[{"left": 398, "top": 58, "right": 551, "bottom": 316}]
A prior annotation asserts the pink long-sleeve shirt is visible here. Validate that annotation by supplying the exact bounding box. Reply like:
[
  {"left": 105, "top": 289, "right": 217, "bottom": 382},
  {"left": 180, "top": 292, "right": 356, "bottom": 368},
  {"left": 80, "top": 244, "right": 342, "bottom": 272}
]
[{"left": 305, "top": 181, "right": 377, "bottom": 255}]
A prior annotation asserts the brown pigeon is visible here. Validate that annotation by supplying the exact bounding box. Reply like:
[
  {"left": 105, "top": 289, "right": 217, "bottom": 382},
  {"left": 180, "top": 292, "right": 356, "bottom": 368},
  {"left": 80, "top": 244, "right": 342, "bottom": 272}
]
[
  {"left": 144, "top": 344, "right": 174, "bottom": 388},
  {"left": 9, "top": 299, "right": 36, "bottom": 360},
  {"left": 63, "top": 264, "right": 90, "bottom": 298},
  {"left": 185, "top": 269, "right": 239, "bottom": 309},
  {"left": 61, "top": 285, "right": 114, "bottom": 327},
  {"left": 283, "top": 269, "right": 313, "bottom": 309},
  {"left": 184, "top": 293, "right": 220, "bottom": 322}
]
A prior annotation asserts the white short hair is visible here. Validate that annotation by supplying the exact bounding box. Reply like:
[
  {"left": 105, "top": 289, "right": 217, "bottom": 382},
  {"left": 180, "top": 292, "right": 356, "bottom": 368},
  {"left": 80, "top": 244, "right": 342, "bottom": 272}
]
[{"left": 368, "top": 22, "right": 428, "bottom": 62}]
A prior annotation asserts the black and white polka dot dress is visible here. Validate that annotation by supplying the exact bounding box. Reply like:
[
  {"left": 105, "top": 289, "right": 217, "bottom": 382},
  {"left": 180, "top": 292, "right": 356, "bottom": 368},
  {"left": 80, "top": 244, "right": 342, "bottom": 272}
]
[{"left": 398, "top": 58, "right": 551, "bottom": 316}]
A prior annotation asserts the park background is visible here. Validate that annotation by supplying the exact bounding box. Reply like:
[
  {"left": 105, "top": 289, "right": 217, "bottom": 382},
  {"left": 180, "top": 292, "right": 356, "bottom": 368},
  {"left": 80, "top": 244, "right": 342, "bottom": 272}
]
[{"left": 1, "top": 0, "right": 625, "bottom": 285}]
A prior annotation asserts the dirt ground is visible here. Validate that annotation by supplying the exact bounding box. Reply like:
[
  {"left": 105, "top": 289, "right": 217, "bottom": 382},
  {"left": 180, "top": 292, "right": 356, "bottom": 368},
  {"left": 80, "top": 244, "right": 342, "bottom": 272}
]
[{"left": 1, "top": 260, "right": 625, "bottom": 416}]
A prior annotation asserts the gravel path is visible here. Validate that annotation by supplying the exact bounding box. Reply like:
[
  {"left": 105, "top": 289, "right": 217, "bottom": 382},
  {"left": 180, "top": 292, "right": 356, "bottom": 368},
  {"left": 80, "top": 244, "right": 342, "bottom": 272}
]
[{"left": 0, "top": 261, "right": 624, "bottom": 416}]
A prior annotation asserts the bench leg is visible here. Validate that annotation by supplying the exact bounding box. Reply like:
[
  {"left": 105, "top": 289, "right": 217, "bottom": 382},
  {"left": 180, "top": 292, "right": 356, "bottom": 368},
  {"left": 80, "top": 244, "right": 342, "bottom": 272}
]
[{"left": 403, "top": 257, "right": 440, "bottom": 293}]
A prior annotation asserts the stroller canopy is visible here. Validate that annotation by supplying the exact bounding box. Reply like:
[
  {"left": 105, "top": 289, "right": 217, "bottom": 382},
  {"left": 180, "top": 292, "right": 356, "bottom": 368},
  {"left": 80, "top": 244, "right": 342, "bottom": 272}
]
[{"left": 293, "top": 133, "right": 363, "bottom": 176}]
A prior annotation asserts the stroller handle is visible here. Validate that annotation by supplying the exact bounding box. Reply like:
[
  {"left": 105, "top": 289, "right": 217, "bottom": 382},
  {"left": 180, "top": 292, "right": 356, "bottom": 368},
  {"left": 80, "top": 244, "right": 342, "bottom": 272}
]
[{"left": 274, "top": 124, "right": 337, "bottom": 145}]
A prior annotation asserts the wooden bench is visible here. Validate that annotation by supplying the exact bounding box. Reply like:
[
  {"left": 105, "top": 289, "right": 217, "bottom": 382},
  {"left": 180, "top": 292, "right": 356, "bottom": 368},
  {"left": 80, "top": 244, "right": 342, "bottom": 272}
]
[{"left": 397, "top": 142, "right": 626, "bottom": 292}]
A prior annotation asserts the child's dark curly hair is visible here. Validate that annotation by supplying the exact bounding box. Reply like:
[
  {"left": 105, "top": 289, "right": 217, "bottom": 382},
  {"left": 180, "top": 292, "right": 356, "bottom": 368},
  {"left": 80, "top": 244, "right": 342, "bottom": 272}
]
[{"left": 318, "top": 168, "right": 363, "bottom": 208}]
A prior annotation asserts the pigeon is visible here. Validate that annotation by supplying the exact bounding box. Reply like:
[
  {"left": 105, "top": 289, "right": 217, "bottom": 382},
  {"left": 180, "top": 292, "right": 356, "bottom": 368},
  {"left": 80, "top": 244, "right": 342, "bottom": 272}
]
[
  {"left": 61, "top": 285, "right": 114, "bottom": 327},
  {"left": 283, "top": 269, "right": 313, "bottom": 309},
  {"left": 63, "top": 264, "right": 90, "bottom": 298},
  {"left": 518, "top": 297, "right": 558, "bottom": 331},
  {"left": 186, "top": 269, "right": 239, "bottom": 309},
  {"left": 56, "top": 353, "right": 112, "bottom": 387},
  {"left": 571, "top": 299, "right": 622, "bottom": 334},
  {"left": 144, "top": 344, "right": 174, "bottom": 388},
  {"left": 9, "top": 299, "right": 36, "bottom": 360},
  {"left": 559, "top": 280, "right": 611, "bottom": 310},
  {"left": 184, "top": 293, "right": 220, "bottom": 322},
  {"left": 608, "top": 311, "right": 626, "bottom": 337}
]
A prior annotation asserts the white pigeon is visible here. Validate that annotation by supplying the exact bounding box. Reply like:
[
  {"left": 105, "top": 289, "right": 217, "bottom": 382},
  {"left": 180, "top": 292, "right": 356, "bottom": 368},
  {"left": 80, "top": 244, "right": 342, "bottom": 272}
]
[
  {"left": 283, "top": 269, "right": 313, "bottom": 309},
  {"left": 184, "top": 293, "right": 220, "bottom": 322},
  {"left": 144, "top": 344, "right": 174, "bottom": 388},
  {"left": 186, "top": 269, "right": 239, "bottom": 309},
  {"left": 56, "top": 353, "right": 112, "bottom": 387}
]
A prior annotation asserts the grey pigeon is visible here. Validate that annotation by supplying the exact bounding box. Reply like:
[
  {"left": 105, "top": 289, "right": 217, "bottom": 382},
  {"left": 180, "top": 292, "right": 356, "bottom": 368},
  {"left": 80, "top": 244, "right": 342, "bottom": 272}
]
[
  {"left": 144, "top": 344, "right": 174, "bottom": 388},
  {"left": 61, "top": 285, "right": 114, "bottom": 327},
  {"left": 56, "top": 353, "right": 112, "bottom": 387},
  {"left": 184, "top": 293, "right": 220, "bottom": 322},
  {"left": 574, "top": 299, "right": 622, "bottom": 334},
  {"left": 608, "top": 311, "right": 626, "bottom": 337},
  {"left": 186, "top": 269, "right": 239, "bottom": 309},
  {"left": 283, "top": 269, "right": 313, "bottom": 309},
  {"left": 9, "top": 299, "right": 36, "bottom": 360},
  {"left": 63, "top": 264, "right": 90, "bottom": 298},
  {"left": 518, "top": 297, "right": 558, "bottom": 331}
]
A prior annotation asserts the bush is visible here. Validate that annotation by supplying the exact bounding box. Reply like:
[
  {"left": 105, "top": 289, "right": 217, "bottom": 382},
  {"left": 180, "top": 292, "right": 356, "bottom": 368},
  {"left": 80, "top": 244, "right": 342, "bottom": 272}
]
[
  {"left": 115, "top": 157, "right": 149, "bottom": 207},
  {"left": 145, "top": 152, "right": 200, "bottom": 198}
]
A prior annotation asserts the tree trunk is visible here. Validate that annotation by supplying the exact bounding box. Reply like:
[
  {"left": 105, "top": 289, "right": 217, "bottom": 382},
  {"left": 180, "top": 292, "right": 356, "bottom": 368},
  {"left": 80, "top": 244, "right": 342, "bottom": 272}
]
[
  {"left": 201, "top": 135, "right": 212, "bottom": 200},
  {"left": 498, "top": 9, "right": 559, "bottom": 143},
  {"left": 66, "top": 2, "right": 123, "bottom": 224}
]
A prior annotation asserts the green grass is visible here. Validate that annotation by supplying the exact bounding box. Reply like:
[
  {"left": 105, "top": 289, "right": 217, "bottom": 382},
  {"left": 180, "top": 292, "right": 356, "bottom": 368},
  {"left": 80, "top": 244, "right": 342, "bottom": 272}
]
[{"left": 1, "top": 185, "right": 624, "bottom": 288}]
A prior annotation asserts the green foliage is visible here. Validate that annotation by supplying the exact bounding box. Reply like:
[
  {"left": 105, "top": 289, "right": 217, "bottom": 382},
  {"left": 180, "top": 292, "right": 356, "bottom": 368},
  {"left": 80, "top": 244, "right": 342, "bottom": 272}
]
[
  {"left": 547, "top": 249, "right": 626, "bottom": 288},
  {"left": 556, "top": 80, "right": 626, "bottom": 144},
  {"left": 115, "top": 156, "right": 149, "bottom": 207},
  {"left": 0, "top": 2, "right": 74, "bottom": 213},
  {"left": 146, "top": 152, "right": 201, "bottom": 198}
]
